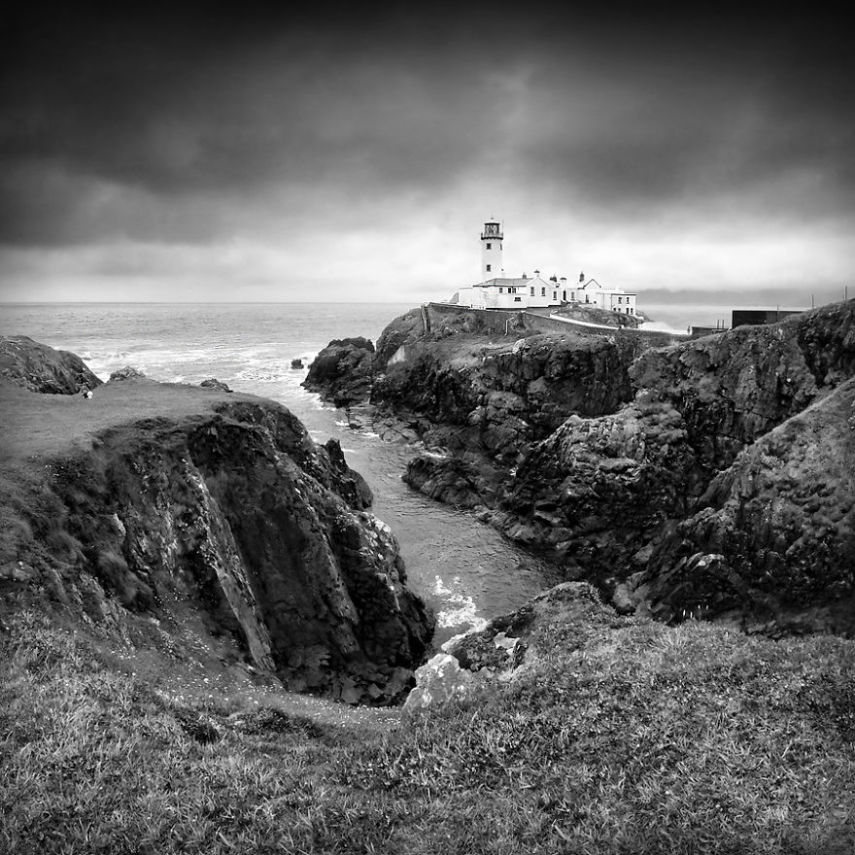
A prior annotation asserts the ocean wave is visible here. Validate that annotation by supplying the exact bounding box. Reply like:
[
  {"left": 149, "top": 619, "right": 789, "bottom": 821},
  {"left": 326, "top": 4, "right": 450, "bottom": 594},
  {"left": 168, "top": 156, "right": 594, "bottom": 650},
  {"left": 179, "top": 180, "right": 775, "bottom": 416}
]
[
  {"left": 432, "top": 575, "right": 487, "bottom": 631},
  {"left": 637, "top": 320, "right": 690, "bottom": 335}
]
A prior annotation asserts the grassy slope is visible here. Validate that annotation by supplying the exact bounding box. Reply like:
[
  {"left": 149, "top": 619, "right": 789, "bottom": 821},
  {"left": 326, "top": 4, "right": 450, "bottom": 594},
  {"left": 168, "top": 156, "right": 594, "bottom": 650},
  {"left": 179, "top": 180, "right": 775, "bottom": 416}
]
[
  {"left": 0, "top": 378, "right": 246, "bottom": 463},
  {"left": 2, "top": 376, "right": 854, "bottom": 854},
  {"left": 2, "top": 602, "right": 854, "bottom": 855}
]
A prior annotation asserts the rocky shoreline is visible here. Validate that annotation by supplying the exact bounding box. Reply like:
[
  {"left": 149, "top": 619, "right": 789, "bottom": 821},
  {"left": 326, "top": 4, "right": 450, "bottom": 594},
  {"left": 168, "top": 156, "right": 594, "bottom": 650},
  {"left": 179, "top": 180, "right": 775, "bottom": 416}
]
[{"left": 304, "top": 301, "right": 855, "bottom": 638}]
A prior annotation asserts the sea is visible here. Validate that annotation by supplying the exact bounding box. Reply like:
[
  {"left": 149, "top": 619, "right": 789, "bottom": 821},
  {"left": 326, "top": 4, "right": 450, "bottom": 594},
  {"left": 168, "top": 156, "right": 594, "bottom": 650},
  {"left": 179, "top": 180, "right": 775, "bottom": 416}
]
[{"left": 0, "top": 301, "right": 575, "bottom": 646}]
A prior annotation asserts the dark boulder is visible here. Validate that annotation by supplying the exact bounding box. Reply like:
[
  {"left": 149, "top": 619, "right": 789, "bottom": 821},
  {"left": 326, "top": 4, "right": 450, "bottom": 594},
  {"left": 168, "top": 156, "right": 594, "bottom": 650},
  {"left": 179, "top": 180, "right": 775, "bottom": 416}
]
[{"left": 303, "top": 337, "right": 376, "bottom": 407}]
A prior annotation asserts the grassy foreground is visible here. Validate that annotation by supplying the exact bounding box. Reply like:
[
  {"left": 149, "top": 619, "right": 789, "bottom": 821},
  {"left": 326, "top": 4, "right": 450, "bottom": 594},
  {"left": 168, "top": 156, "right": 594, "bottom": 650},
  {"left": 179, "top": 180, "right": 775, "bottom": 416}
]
[{"left": 2, "top": 605, "right": 854, "bottom": 855}]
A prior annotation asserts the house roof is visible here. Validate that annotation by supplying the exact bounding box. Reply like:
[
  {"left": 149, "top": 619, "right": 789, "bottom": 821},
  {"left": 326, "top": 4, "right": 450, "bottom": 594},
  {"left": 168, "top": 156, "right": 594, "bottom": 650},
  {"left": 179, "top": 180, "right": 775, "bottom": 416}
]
[
  {"left": 580, "top": 278, "right": 636, "bottom": 296},
  {"left": 475, "top": 276, "right": 549, "bottom": 288}
]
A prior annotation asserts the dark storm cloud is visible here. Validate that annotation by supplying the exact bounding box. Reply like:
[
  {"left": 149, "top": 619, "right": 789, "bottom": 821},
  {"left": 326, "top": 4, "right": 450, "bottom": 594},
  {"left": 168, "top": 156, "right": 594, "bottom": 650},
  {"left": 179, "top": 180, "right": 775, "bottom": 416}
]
[
  {"left": 502, "top": 13, "right": 855, "bottom": 215},
  {"left": 1, "top": 3, "right": 853, "bottom": 260},
  {"left": 1, "top": 4, "right": 518, "bottom": 245}
]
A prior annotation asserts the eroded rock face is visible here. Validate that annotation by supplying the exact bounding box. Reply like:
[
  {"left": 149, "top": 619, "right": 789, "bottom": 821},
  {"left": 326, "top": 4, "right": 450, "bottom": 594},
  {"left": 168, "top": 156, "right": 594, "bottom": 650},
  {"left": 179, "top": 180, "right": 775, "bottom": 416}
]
[
  {"left": 629, "top": 320, "right": 817, "bottom": 470},
  {"left": 495, "top": 401, "right": 701, "bottom": 579},
  {"left": 0, "top": 335, "right": 102, "bottom": 394},
  {"left": 384, "top": 333, "right": 651, "bottom": 511},
  {"left": 24, "top": 398, "right": 434, "bottom": 704}
]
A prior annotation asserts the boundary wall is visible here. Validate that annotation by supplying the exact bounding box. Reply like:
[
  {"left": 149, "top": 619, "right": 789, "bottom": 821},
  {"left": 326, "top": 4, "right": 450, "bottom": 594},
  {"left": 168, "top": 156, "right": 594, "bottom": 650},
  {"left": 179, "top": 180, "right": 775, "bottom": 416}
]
[{"left": 425, "top": 303, "right": 687, "bottom": 348}]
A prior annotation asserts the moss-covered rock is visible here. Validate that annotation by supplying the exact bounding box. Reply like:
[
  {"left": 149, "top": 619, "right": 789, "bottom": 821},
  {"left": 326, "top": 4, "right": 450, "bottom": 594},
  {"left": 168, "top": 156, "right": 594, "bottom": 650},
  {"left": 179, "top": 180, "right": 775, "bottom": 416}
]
[{"left": 0, "top": 335, "right": 102, "bottom": 394}]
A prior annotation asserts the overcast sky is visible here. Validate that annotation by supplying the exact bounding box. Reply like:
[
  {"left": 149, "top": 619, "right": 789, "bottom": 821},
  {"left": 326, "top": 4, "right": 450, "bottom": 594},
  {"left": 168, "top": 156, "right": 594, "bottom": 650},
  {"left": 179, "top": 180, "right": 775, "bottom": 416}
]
[{"left": 1, "top": 4, "right": 852, "bottom": 305}]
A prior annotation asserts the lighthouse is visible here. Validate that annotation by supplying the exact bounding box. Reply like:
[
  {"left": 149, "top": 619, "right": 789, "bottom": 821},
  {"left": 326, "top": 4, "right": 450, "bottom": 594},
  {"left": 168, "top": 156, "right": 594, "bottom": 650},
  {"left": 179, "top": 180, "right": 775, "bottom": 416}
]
[{"left": 480, "top": 219, "right": 503, "bottom": 279}]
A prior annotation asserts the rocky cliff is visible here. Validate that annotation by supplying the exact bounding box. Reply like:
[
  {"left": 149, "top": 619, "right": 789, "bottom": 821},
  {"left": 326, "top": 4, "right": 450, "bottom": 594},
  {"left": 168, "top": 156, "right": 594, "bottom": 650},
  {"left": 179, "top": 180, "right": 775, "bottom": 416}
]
[
  {"left": 1, "top": 358, "right": 434, "bottom": 705},
  {"left": 637, "top": 377, "right": 855, "bottom": 635}
]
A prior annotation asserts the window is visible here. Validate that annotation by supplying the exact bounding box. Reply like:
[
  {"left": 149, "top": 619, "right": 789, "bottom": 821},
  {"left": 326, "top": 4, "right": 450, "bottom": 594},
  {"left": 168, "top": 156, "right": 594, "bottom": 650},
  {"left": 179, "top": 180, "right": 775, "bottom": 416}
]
[
  {"left": 499, "top": 286, "right": 503, "bottom": 293},
  {"left": 553, "top": 292, "right": 557, "bottom": 301},
  {"left": 530, "top": 287, "right": 534, "bottom": 296},
  {"left": 486, "top": 242, "right": 492, "bottom": 249},
  {"left": 486, "top": 264, "right": 491, "bottom": 272},
  {"left": 618, "top": 296, "right": 623, "bottom": 304},
  {"left": 514, "top": 296, "right": 522, "bottom": 302},
  {"left": 541, "top": 287, "right": 546, "bottom": 296}
]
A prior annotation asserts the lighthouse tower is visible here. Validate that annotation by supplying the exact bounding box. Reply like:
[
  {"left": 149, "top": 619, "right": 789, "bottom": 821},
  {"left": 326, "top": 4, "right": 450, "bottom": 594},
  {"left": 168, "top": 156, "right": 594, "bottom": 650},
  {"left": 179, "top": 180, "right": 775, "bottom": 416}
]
[{"left": 480, "top": 219, "right": 503, "bottom": 280}]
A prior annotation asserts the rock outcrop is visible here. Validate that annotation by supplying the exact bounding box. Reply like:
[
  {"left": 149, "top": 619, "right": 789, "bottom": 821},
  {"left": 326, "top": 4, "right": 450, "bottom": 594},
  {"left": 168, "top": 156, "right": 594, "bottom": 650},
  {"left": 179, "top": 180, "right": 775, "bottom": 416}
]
[
  {"left": 445, "top": 581, "right": 626, "bottom": 681},
  {"left": 379, "top": 331, "right": 652, "bottom": 510},
  {"left": 303, "top": 337, "right": 376, "bottom": 407},
  {"left": 496, "top": 302, "right": 855, "bottom": 632},
  {"left": 0, "top": 335, "right": 102, "bottom": 394},
  {"left": 109, "top": 366, "right": 146, "bottom": 382},
  {"left": 493, "top": 400, "right": 702, "bottom": 577},
  {"left": 1, "top": 369, "right": 434, "bottom": 704}
]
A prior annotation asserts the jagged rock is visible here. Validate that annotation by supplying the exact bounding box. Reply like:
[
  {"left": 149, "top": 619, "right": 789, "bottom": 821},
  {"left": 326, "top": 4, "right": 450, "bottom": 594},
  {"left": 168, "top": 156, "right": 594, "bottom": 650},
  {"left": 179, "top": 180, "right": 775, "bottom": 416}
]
[
  {"left": 641, "top": 378, "right": 855, "bottom": 635},
  {"left": 0, "top": 335, "right": 102, "bottom": 394},
  {"left": 497, "top": 400, "right": 701, "bottom": 576},
  {"left": 200, "top": 378, "right": 232, "bottom": 392}
]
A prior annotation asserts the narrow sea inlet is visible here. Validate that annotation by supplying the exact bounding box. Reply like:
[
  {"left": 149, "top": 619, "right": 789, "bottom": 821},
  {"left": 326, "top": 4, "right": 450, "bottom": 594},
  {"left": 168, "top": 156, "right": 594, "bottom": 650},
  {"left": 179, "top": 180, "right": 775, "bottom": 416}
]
[{"left": 0, "top": 301, "right": 558, "bottom": 643}]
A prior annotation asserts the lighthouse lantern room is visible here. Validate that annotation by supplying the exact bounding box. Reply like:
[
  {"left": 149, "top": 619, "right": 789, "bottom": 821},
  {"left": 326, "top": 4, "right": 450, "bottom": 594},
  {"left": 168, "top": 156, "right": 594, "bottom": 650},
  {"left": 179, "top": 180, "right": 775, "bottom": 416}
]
[{"left": 480, "top": 219, "right": 503, "bottom": 279}]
